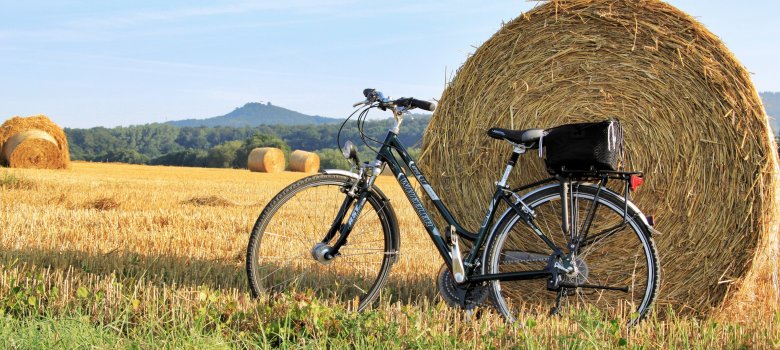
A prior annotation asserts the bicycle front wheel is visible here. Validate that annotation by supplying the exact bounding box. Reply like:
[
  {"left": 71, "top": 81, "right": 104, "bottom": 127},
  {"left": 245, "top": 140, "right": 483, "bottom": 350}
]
[
  {"left": 485, "top": 184, "right": 659, "bottom": 324},
  {"left": 246, "top": 173, "right": 396, "bottom": 311}
]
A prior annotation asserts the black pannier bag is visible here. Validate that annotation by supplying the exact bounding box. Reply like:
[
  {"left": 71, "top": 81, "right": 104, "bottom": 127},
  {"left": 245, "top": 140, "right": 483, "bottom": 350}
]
[{"left": 542, "top": 119, "right": 624, "bottom": 174}]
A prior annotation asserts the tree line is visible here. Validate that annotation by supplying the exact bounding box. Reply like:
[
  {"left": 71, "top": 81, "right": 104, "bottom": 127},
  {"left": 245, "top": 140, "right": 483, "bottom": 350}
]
[{"left": 65, "top": 115, "right": 430, "bottom": 170}]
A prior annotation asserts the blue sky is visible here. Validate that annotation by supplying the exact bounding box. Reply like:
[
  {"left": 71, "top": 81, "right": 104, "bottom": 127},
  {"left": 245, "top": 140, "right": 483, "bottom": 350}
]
[{"left": 1, "top": 1, "right": 778, "bottom": 128}]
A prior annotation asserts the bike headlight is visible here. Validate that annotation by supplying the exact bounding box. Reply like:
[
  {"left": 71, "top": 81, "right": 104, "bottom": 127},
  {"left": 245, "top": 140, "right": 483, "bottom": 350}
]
[{"left": 342, "top": 140, "right": 359, "bottom": 164}]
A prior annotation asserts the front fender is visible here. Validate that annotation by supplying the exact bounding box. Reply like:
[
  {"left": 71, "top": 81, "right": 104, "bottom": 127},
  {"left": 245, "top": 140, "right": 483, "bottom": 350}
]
[{"left": 322, "top": 169, "right": 359, "bottom": 179}]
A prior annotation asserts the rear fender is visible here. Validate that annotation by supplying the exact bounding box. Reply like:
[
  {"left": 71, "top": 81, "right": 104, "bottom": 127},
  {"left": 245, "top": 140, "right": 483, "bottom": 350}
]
[{"left": 507, "top": 183, "right": 652, "bottom": 228}]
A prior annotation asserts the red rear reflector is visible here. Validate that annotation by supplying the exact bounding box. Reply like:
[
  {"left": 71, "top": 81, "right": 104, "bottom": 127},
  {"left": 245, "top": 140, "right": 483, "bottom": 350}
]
[{"left": 630, "top": 175, "right": 644, "bottom": 192}]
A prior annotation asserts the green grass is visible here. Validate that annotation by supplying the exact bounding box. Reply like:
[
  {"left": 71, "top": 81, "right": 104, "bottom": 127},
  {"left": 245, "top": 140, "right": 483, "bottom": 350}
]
[
  {"left": 0, "top": 309, "right": 775, "bottom": 349},
  {"left": 0, "top": 273, "right": 776, "bottom": 350},
  {"left": 0, "top": 315, "right": 237, "bottom": 349},
  {"left": 0, "top": 171, "right": 36, "bottom": 190}
]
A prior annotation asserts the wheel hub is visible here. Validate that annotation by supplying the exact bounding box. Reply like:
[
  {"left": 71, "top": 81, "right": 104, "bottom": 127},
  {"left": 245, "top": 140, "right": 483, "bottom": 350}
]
[
  {"left": 563, "top": 256, "right": 589, "bottom": 285},
  {"left": 311, "top": 242, "right": 334, "bottom": 265}
]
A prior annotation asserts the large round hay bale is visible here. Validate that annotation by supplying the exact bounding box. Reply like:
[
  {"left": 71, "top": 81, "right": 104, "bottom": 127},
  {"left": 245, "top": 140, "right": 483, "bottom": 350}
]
[
  {"left": 248, "top": 147, "right": 285, "bottom": 173},
  {"left": 0, "top": 115, "right": 70, "bottom": 169},
  {"left": 420, "top": 0, "right": 778, "bottom": 315},
  {"left": 289, "top": 150, "right": 320, "bottom": 173}
]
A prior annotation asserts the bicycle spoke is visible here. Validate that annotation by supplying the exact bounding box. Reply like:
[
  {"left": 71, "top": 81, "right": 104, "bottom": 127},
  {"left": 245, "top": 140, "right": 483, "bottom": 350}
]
[
  {"left": 579, "top": 224, "right": 627, "bottom": 250},
  {"left": 355, "top": 201, "right": 386, "bottom": 227},
  {"left": 258, "top": 255, "right": 314, "bottom": 261},
  {"left": 336, "top": 251, "right": 388, "bottom": 257},
  {"left": 340, "top": 247, "right": 387, "bottom": 252},
  {"left": 264, "top": 231, "right": 310, "bottom": 247},
  {"left": 346, "top": 239, "right": 388, "bottom": 246},
  {"left": 258, "top": 252, "right": 306, "bottom": 282}
]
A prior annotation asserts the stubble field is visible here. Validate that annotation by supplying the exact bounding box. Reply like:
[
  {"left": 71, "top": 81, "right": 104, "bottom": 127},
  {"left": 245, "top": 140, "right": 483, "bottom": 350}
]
[{"left": 0, "top": 162, "right": 777, "bottom": 349}]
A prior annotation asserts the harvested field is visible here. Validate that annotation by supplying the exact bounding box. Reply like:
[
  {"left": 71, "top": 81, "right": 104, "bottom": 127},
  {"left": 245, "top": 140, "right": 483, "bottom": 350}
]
[
  {"left": 182, "top": 195, "right": 236, "bottom": 207},
  {"left": 0, "top": 162, "right": 441, "bottom": 301},
  {"left": 0, "top": 162, "right": 777, "bottom": 348},
  {"left": 84, "top": 197, "right": 120, "bottom": 211},
  {"left": 420, "top": 0, "right": 778, "bottom": 316}
]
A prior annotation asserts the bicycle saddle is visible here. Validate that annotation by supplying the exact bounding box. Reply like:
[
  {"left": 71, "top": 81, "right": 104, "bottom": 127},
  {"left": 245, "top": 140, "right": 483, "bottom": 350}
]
[{"left": 487, "top": 128, "right": 546, "bottom": 149}]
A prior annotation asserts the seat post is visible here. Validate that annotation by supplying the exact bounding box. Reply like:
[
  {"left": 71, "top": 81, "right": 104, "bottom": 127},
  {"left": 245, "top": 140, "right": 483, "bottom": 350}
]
[{"left": 497, "top": 145, "right": 524, "bottom": 187}]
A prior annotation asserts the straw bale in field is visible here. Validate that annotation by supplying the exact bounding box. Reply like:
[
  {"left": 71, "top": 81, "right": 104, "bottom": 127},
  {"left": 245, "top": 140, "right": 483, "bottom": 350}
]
[
  {"left": 288, "top": 150, "right": 320, "bottom": 173},
  {"left": 0, "top": 115, "right": 70, "bottom": 169},
  {"left": 419, "top": 0, "right": 778, "bottom": 315},
  {"left": 248, "top": 147, "right": 285, "bottom": 173}
]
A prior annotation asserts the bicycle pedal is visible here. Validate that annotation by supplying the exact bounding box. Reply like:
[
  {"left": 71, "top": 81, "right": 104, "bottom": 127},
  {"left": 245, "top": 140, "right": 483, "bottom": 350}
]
[{"left": 448, "top": 225, "right": 466, "bottom": 283}]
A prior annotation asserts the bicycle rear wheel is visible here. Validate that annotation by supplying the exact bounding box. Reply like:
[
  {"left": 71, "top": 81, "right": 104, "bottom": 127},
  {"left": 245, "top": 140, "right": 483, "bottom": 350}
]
[
  {"left": 485, "top": 184, "right": 659, "bottom": 324},
  {"left": 246, "top": 173, "right": 397, "bottom": 311}
]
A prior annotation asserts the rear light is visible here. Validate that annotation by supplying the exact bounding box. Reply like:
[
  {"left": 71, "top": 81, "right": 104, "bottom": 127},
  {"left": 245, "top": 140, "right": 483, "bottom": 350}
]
[
  {"left": 630, "top": 175, "right": 644, "bottom": 192},
  {"left": 646, "top": 215, "right": 656, "bottom": 227}
]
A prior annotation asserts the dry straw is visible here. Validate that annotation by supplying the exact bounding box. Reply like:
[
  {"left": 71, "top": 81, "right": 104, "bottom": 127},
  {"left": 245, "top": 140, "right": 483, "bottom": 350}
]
[
  {"left": 85, "top": 197, "right": 120, "bottom": 211},
  {"left": 248, "top": 147, "right": 285, "bottom": 173},
  {"left": 289, "top": 150, "right": 320, "bottom": 173},
  {"left": 0, "top": 115, "right": 70, "bottom": 169},
  {"left": 420, "top": 0, "right": 778, "bottom": 316},
  {"left": 182, "top": 195, "right": 235, "bottom": 207}
]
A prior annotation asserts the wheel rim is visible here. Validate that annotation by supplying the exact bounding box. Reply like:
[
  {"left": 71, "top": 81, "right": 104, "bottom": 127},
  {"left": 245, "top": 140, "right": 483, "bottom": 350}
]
[
  {"left": 490, "top": 187, "right": 656, "bottom": 323},
  {"left": 250, "top": 178, "right": 391, "bottom": 310}
]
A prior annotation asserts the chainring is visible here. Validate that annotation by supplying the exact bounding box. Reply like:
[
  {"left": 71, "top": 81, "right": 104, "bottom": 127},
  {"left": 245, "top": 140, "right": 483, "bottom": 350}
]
[{"left": 436, "top": 263, "right": 489, "bottom": 310}]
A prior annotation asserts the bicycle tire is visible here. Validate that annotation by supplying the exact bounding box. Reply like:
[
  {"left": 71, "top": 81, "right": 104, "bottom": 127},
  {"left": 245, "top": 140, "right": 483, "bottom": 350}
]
[
  {"left": 484, "top": 183, "right": 659, "bottom": 324},
  {"left": 246, "top": 173, "right": 397, "bottom": 311}
]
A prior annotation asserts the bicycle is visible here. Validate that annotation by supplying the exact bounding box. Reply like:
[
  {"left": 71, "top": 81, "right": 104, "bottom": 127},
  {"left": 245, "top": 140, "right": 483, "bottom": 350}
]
[{"left": 246, "top": 89, "right": 659, "bottom": 324}]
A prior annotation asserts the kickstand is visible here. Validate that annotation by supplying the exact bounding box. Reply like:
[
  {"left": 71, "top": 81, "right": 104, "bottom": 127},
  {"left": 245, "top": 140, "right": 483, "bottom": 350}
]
[{"left": 549, "top": 289, "right": 564, "bottom": 316}]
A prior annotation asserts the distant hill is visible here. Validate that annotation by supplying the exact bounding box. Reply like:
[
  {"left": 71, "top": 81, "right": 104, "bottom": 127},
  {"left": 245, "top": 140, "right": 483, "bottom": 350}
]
[
  {"left": 167, "top": 102, "right": 339, "bottom": 127},
  {"left": 762, "top": 92, "right": 780, "bottom": 135}
]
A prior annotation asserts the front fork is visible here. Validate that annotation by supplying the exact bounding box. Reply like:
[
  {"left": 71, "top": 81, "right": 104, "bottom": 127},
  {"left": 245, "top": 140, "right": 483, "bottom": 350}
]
[{"left": 314, "top": 163, "right": 381, "bottom": 262}]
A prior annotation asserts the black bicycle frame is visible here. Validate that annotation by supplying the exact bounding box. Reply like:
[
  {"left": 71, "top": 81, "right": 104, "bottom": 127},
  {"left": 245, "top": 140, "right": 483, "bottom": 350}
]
[{"left": 364, "top": 130, "right": 559, "bottom": 283}]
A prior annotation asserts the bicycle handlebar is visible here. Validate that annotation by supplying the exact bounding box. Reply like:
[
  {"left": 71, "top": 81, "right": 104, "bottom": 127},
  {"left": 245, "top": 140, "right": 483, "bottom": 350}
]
[{"left": 360, "top": 88, "right": 436, "bottom": 112}]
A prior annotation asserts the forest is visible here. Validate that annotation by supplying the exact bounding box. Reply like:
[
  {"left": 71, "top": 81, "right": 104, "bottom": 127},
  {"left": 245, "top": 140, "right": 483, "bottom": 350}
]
[{"left": 65, "top": 115, "right": 430, "bottom": 170}]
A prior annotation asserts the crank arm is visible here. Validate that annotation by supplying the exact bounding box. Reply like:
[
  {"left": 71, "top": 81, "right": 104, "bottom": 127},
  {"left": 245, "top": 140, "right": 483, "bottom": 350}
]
[{"left": 559, "top": 283, "right": 629, "bottom": 293}]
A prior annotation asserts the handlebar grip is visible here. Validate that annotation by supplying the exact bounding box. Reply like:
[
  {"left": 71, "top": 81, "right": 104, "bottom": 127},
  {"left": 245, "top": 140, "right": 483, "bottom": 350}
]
[
  {"left": 397, "top": 98, "right": 436, "bottom": 112},
  {"left": 410, "top": 98, "right": 436, "bottom": 112}
]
